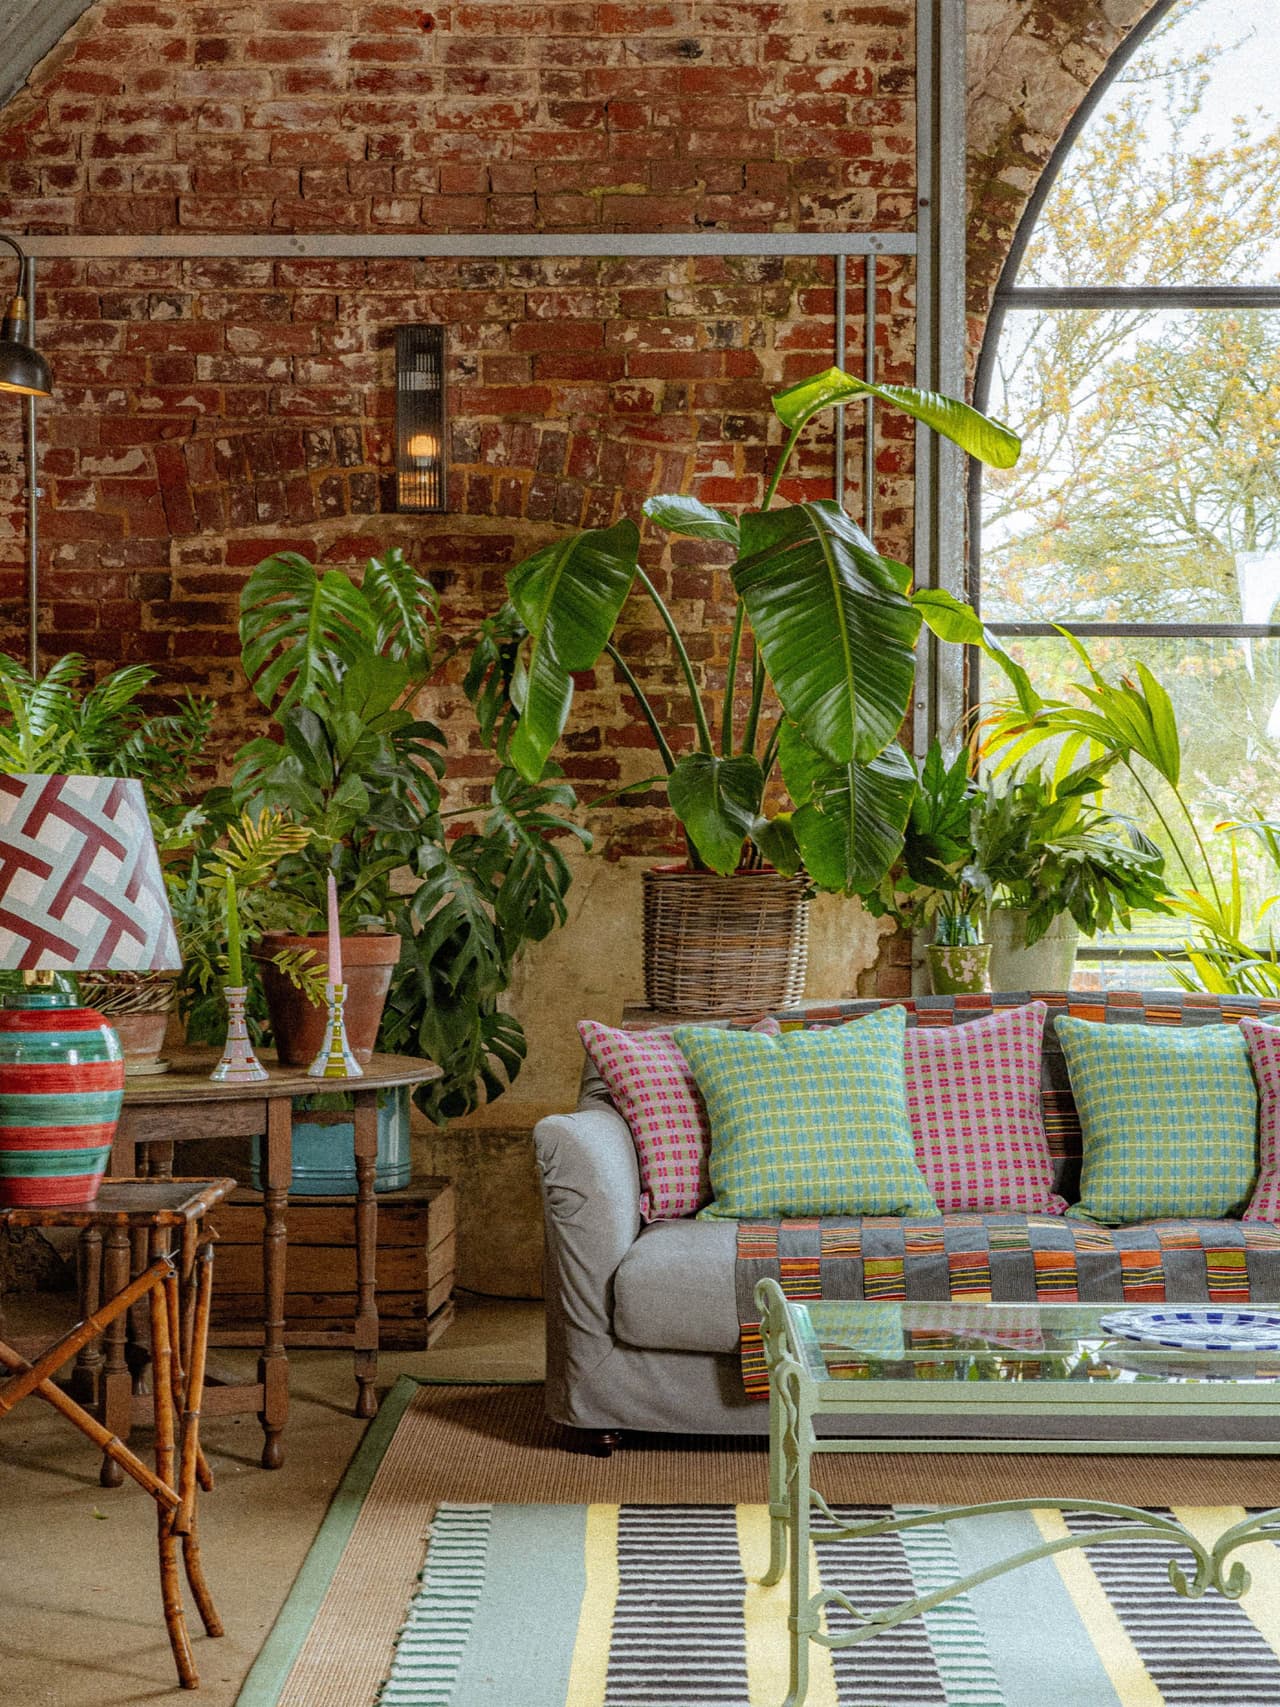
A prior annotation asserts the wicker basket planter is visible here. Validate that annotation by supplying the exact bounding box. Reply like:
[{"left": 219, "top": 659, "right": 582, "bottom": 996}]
[{"left": 641, "top": 866, "right": 810, "bottom": 1016}]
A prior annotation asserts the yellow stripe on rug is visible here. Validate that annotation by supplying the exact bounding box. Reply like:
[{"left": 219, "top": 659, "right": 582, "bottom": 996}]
[
  {"left": 1173, "top": 1506, "right": 1280, "bottom": 1663},
  {"left": 1033, "top": 1507, "right": 1164, "bottom": 1707},
  {"left": 564, "top": 1503, "right": 619, "bottom": 1707},
  {"left": 736, "top": 1506, "right": 838, "bottom": 1707}
]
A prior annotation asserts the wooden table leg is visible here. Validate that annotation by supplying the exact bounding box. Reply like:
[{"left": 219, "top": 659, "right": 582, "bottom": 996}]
[
  {"left": 148, "top": 1245, "right": 197, "bottom": 1690},
  {"left": 71, "top": 1225, "right": 103, "bottom": 1404},
  {"left": 352, "top": 1088, "right": 380, "bottom": 1419},
  {"left": 259, "top": 1095, "right": 291, "bottom": 1469},
  {"left": 100, "top": 1225, "right": 132, "bottom": 1488}
]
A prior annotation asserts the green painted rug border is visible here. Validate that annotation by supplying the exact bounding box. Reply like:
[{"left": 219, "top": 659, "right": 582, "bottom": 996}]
[{"left": 235, "top": 1375, "right": 541, "bottom": 1707}]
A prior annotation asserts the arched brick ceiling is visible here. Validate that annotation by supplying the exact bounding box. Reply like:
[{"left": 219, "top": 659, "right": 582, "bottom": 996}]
[{"left": 0, "top": 0, "right": 93, "bottom": 109}]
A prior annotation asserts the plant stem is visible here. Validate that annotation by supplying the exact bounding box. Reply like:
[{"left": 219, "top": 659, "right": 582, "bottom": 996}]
[
  {"left": 634, "top": 564, "right": 715, "bottom": 756},
  {"left": 758, "top": 713, "right": 784, "bottom": 784},
  {"left": 743, "top": 647, "right": 766, "bottom": 757},
  {"left": 605, "top": 642, "right": 677, "bottom": 774},
  {"left": 762, "top": 422, "right": 803, "bottom": 512},
  {"left": 1123, "top": 761, "right": 1199, "bottom": 893},
  {"left": 722, "top": 603, "right": 745, "bottom": 755}
]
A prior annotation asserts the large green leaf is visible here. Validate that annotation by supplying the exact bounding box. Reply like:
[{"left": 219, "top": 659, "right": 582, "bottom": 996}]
[
  {"left": 642, "top": 494, "right": 740, "bottom": 546},
  {"left": 506, "top": 518, "right": 640, "bottom": 781},
  {"left": 772, "top": 366, "right": 1021, "bottom": 469},
  {"left": 911, "top": 587, "right": 1041, "bottom": 716},
  {"left": 778, "top": 720, "right": 916, "bottom": 894},
  {"left": 362, "top": 548, "right": 439, "bottom": 680},
  {"left": 667, "top": 752, "right": 764, "bottom": 875},
  {"left": 734, "top": 501, "right": 920, "bottom": 766},
  {"left": 240, "top": 552, "right": 378, "bottom": 713}
]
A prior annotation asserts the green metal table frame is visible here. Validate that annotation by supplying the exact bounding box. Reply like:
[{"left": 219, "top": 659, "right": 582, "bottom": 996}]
[{"left": 756, "top": 1278, "right": 1280, "bottom": 1707}]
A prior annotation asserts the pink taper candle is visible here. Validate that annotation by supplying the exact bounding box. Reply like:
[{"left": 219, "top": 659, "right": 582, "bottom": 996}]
[{"left": 326, "top": 871, "right": 342, "bottom": 986}]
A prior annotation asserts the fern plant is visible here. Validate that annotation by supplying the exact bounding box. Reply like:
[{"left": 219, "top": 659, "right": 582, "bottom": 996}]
[
  {"left": 233, "top": 548, "right": 585, "bottom": 1121},
  {"left": 169, "top": 807, "right": 328, "bottom": 1045}
]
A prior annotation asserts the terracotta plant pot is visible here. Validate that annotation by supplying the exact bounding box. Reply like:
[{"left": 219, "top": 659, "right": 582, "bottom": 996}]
[
  {"left": 255, "top": 932, "right": 402, "bottom": 1067},
  {"left": 78, "top": 970, "right": 176, "bottom": 1076}
]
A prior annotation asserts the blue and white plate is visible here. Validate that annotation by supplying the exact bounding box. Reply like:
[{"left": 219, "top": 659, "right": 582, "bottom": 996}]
[{"left": 1098, "top": 1307, "right": 1280, "bottom": 1352}]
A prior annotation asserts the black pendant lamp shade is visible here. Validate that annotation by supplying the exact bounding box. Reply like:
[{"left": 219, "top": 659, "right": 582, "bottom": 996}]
[{"left": 0, "top": 234, "right": 51, "bottom": 399}]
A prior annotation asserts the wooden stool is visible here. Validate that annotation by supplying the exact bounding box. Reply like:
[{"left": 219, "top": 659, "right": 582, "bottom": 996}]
[{"left": 0, "top": 1177, "right": 234, "bottom": 1690}]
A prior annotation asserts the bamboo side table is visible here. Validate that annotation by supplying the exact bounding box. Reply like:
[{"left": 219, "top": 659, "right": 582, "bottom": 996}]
[
  {"left": 0, "top": 1178, "right": 233, "bottom": 1691},
  {"left": 104, "top": 1051, "right": 440, "bottom": 1471}
]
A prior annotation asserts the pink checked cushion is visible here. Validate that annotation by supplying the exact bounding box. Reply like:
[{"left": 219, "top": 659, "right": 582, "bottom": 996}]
[
  {"left": 904, "top": 1001, "right": 1066, "bottom": 1214},
  {"left": 1241, "top": 1017, "right": 1280, "bottom": 1221},
  {"left": 579, "top": 1017, "right": 779, "bottom": 1220}
]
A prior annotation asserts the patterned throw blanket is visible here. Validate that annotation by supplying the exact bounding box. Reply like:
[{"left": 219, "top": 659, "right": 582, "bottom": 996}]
[{"left": 733, "top": 1213, "right": 1280, "bottom": 1397}]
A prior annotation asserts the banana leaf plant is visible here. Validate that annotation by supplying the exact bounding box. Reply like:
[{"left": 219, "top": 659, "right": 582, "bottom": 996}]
[
  {"left": 233, "top": 548, "right": 587, "bottom": 1121},
  {"left": 498, "top": 365, "right": 1034, "bottom": 895}
]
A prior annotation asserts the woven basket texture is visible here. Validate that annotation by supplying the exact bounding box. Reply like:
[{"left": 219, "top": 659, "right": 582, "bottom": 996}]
[{"left": 641, "top": 867, "right": 809, "bottom": 1016}]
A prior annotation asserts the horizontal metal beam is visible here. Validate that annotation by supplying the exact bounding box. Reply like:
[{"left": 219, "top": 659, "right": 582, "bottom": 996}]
[
  {"left": 985, "top": 622, "right": 1280, "bottom": 640},
  {"left": 19, "top": 231, "right": 918, "bottom": 261},
  {"left": 998, "top": 285, "right": 1280, "bottom": 311}
]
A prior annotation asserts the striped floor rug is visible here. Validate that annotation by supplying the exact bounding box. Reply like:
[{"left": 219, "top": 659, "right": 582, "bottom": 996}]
[{"left": 383, "top": 1500, "right": 1280, "bottom": 1707}]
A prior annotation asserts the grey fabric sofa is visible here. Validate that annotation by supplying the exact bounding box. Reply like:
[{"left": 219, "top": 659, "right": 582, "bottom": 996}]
[{"left": 533, "top": 992, "right": 1280, "bottom": 1452}]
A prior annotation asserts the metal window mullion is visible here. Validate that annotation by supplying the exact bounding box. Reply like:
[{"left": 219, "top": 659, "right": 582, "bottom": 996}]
[
  {"left": 999, "top": 285, "right": 1280, "bottom": 310},
  {"left": 984, "top": 623, "right": 1280, "bottom": 640}
]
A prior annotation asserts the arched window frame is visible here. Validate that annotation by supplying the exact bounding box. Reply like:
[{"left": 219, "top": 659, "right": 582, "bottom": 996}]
[{"left": 966, "top": 0, "right": 1280, "bottom": 977}]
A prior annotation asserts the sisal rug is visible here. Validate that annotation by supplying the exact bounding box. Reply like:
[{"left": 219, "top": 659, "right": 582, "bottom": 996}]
[{"left": 238, "top": 1378, "right": 1280, "bottom": 1707}]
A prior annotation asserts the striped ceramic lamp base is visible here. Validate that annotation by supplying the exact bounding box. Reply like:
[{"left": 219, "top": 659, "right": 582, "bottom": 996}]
[{"left": 0, "top": 991, "right": 125, "bottom": 1207}]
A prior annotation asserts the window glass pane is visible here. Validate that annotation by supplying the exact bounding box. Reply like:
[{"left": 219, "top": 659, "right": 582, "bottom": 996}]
[
  {"left": 977, "top": 634, "right": 1280, "bottom": 930},
  {"left": 983, "top": 308, "right": 1280, "bottom": 624},
  {"left": 1018, "top": 0, "right": 1280, "bottom": 289}
]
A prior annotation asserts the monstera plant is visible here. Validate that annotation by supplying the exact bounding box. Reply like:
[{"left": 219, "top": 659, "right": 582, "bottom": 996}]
[
  {"left": 232, "top": 548, "right": 588, "bottom": 1120},
  {"left": 500, "top": 366, "right": 1032, "bottom": 905}
]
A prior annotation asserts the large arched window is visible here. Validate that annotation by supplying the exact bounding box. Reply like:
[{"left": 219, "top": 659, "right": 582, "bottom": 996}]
[{"left": 974, "top": 0, "right": 1280, "bottom": 982}]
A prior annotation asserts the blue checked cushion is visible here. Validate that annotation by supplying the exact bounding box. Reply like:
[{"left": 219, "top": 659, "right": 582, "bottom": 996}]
[
  {"left": 674, "top": 1005, "right": 938, "bottom": 1220},
  {"left": 1056, "top": 1015, "right": 1260, "bottom": 1225}
]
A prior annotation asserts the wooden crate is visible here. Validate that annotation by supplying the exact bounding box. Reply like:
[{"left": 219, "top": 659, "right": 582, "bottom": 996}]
[{"left": 206, "top": 1174, "right": 455, "bottom": 1352}]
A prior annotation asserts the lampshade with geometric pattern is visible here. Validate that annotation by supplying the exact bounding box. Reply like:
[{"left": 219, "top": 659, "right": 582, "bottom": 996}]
[
  {"left": 0, "top": 773, "right": 180, "bottom": 972},
  {"left": 0, "top": 773, "right": 180, "bottom": 1208}
]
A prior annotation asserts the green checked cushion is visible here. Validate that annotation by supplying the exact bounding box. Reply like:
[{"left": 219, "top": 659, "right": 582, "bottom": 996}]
[
  {"left": 1056, "top": 1016, "right": 1260, "bottom": 1225},
  {"left": 674, "top": 1005, "right": 938, "bottom": 1221}
]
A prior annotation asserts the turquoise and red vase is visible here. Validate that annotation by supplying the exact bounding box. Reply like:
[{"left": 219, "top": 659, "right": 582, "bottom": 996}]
[{"left": 0, "top": 991, "right": 124, "bottom": 1207}]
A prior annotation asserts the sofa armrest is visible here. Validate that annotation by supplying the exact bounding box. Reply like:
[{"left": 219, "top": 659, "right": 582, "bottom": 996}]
[{"left": 534, "top": 1103, "right": 642, "bottom": 1422}]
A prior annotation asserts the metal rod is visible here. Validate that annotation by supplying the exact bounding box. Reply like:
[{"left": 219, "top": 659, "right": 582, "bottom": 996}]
[
  {"left": 999, "top": 285, "right": 1280, "bottom": 310},
  {"left": 17, "top": 231, "right": 918, "bottom": 261},
  {"left": 985, "top": 621, "right": 1280, "bottom": 639},
  {"left": 833, "top": 253, "right": 846, "bottom": 505},
  {"left": 24, "top": 255, "right": 38, "bottom": 677},
  {"left": 864, "top": 252, "right": 877, "bottom": 538}
]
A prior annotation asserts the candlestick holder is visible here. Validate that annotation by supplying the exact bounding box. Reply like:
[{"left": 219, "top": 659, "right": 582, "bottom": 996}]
[
  {"left": 307, "top": 981, "right": 362, "bottom": 1079},
  {"left": 210, "top": 985, "right": 269, "bottom": 1083}
]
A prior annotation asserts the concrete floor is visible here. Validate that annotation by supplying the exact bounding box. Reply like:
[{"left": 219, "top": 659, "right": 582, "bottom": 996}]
[{"left": 0, "top": 1292, "right": 544, "bottom": 1707}]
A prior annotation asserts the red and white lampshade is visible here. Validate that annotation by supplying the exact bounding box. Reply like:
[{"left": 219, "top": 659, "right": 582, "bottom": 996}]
[{"left": 0, "top": 774, "right": 181, "bottom": 1206}]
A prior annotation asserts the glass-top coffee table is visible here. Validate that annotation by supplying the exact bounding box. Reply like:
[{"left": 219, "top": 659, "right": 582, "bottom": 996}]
[{"left": 756, "top": 1278, "right": 1280, "bottom": 1707}]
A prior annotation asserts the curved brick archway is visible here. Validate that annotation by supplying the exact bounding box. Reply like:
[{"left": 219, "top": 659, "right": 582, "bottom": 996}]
[{"left": 966, "top": 0, "right": 1164, "bottom": 324}]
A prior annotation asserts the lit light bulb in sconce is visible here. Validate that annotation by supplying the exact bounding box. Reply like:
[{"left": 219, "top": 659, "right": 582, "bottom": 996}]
[{"left": 406, "top": 432, "right": 439, "bottom": 461}]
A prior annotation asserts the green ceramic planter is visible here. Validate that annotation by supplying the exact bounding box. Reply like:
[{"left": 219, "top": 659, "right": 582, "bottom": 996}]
[{"left": 926, "top": 942, "right": 992, "bottom": 996}]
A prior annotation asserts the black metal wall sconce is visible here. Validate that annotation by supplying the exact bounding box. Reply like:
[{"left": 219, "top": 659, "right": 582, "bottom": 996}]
[{"left": 394, "top": 324, "right": 447, "bottom": 513}]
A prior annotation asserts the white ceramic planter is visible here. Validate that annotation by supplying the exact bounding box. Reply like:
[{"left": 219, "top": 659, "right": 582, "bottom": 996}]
[{"left": 988, "top": 906, "right": 1079, "bottom": 992}]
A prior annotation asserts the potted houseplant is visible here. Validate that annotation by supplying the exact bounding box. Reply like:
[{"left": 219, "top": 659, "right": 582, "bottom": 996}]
[
  {"left": 0, "top": 652, "right": 215, "bottom": 1071},
  {"left": 492, "top": 364, "right": 1030, "bottom": 1011},
  {"left": 867, "top": 741, "right": 992, "bottom": 994},
  {"left": 232, "top": 548, "right": 588, "bottom": 1120},
  {"left": 970, "top": 763, "right": 1168, "bottom": 990}
]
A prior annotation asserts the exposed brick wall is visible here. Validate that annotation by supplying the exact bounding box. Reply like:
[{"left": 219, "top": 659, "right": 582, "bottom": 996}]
[{"left": 0, "top": 0, "right": 921, "bottom": 870}]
